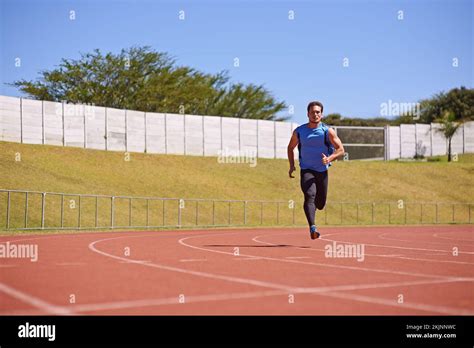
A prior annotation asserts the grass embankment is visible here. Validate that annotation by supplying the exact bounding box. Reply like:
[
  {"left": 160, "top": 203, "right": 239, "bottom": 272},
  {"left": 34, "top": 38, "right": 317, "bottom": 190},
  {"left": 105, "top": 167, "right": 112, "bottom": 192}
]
[{"left": 1, "top": 141, "right": 472, "bottom": 232}]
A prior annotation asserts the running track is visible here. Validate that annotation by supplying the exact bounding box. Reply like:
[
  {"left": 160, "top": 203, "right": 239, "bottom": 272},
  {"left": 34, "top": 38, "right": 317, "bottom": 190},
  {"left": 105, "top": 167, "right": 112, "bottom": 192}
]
[{"left": 0, "top": 225, "right": 473, "bottom": 315}]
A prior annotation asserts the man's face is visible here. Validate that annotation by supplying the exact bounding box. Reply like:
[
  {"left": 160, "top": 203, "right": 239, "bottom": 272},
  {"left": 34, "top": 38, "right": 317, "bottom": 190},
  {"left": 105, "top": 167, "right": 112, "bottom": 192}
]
[{"left": 307, "top": 105, "right": 322, "bottom": 123}]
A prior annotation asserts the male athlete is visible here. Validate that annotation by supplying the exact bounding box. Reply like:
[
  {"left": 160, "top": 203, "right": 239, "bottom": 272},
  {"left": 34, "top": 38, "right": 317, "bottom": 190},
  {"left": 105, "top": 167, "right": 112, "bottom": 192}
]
[{"left": 287, "top": 101, "right": 345, "bottom": 239}]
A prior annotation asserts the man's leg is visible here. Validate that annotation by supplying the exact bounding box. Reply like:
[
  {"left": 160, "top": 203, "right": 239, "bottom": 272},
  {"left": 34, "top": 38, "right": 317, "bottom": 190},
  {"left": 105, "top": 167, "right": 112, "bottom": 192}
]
[
  {"left": 315, "top": 170, "right": 329, "bottom": 211},
  {"left": 300, "top": 169, "right": 317, "bottom": 226}
]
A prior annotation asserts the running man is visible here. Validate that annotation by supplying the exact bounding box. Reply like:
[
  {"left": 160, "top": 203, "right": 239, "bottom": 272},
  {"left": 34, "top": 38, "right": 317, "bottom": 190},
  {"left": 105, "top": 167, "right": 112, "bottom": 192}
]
[{"left": 287, "top": 101, "right": 345, "bottom": 239}]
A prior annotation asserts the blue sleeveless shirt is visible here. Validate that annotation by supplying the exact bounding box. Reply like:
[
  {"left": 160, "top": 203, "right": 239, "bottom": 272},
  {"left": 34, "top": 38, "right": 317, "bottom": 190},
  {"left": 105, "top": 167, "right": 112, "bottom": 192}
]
[{"left": 295, "top": 123, "right": 330, "bottom": 172}]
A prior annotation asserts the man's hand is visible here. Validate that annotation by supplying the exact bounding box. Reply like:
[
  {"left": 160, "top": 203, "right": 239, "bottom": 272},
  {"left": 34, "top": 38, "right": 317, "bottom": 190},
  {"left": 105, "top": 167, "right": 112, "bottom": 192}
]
[
  {"left": 289, "top": 165, "right": 296, "bottom": 178},
  {"left": 322, "top": 153, "right": 331, "bottom": 165}
]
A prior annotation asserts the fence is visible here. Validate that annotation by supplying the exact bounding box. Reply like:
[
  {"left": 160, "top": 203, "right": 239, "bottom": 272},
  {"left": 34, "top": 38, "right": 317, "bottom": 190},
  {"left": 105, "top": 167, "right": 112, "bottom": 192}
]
[
  {"left": 386, "top": 122, "right": 474, "bottom": 160},
  {"left": 1, "top": 96, "right": 473, "bottom": 161},
  {"left": 1, "top": 189, "right": 471, "bottom": 231}
]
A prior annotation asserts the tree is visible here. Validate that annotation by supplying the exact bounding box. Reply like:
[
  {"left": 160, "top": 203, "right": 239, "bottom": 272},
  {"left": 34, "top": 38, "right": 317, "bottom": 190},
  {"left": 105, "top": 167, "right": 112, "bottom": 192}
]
[
  {"left": 10, "top": 46, "right": 287, "bottom": 120},
  {"left": 436, "top": 111, "right": 463, "bottom": 162},
  {"left": 396, "top": 87, "right": 474, "bottom": 124}
]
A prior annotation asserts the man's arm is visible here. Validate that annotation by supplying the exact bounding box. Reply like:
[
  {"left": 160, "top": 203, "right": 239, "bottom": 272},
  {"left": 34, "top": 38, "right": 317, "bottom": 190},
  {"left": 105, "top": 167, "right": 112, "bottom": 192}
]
[
  {"left": 322, "top": 128, "right": 345, "bottom": 165},
  {"left": 287, "top": 130, "right": 299, "bottom": 178}
]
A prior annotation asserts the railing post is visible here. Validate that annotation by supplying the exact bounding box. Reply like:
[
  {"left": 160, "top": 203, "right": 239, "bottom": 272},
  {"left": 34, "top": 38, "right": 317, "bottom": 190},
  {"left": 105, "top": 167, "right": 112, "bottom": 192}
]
[
  {"left": 228, "top": 201, "right": 231, "bottom": 225},
  {"left": 41, "top": 192, "right": 46, "bottom": 229},
  {"left": 61, "top": 194, "right": 64, "bottom": 228},
  {"left": 260, "top": 202, "right": 263, "bottom": 225},
  {"left": 436, "top": 203, "right": 439, "bottom": 224},
  {"left": 24, "top": 191, "right": 28, "bottom": 228},
  {"left": 469, "top": 204, "right": 472, "bottom": 224},
  {"left": 244, "top": 201, "right": 247, "bottom": 225},
  {"left": 212, "top": 200, "right": 215, "bottom": 225},
  {"left": 196, "top": 201, "right": 199, "bottom": 226},
  {"left": 95, "top": 196, "right": 99, "bottom": 228},
  {"left": 111, "top": 196, "right": 115, "bottom": 228},
  {"left": 146, "top": 199, "right": 150, "bottom": 227},
  {"left": 277, "top": 202, "right": 280, "bottom": 225},
  {"left": 6, "top": 191, "right": 11, "bottom": 229},
  {"left": 78, "top": 195, "right": 81, "bottom": 228},
  {"left": 452, "top": 203, "right": 455, "bottom": 223},
  {"left": 129, "top": 198, "right": 132, "bottom": 227},
  {"left": 178, "top": 199, "right": 182, "bottom": 227},
  {"left": 162, "top": 199, "right": 165, "bottom": 226}
]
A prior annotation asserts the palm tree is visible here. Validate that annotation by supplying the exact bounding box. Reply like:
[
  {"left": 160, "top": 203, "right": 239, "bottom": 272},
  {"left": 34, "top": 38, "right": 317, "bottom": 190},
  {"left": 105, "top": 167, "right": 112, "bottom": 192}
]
[{"left": 436, "top": 111, "right": 462, "bottom": 162}]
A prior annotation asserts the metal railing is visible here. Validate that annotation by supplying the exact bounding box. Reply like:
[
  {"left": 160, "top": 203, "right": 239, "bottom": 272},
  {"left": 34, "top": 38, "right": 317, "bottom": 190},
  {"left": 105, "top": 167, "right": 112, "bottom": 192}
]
[{"left": 0, "top": 189, "right": 472, "bottom": 231}]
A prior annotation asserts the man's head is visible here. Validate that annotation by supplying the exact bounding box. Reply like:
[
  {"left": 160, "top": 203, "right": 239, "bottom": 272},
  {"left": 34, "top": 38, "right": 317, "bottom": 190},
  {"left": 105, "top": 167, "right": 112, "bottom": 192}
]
[{"left": 307, "top": 101, "right": 324, "bottom": 124}]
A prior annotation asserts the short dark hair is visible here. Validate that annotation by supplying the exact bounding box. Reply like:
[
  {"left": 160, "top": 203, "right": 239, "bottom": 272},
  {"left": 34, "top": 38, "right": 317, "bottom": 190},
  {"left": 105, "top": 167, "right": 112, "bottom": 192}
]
[{"left": 307, "top": 101, "right": 324, "bottom": 113}]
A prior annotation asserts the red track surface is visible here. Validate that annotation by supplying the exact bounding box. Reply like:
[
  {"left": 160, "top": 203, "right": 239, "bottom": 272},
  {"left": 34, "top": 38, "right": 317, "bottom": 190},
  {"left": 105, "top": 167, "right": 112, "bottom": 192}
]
[{"left": 0, "top": 225, "right": 473, "bottom": 315}]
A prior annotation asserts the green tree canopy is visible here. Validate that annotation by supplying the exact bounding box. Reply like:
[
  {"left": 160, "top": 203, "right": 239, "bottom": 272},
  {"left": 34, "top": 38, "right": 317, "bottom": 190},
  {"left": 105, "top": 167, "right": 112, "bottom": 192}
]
[
  {"left": 396, "top": 86, "right": 474, "bottom": 124},
  {"left": 11, "top": 46, "right": 287, "bottom": 120}
]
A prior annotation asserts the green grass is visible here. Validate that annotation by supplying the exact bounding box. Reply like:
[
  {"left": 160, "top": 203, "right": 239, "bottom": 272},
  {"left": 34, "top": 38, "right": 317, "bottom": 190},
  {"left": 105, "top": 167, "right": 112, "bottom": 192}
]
[{"left": 0, "top": 141, "right": 473, "bottom": 232}]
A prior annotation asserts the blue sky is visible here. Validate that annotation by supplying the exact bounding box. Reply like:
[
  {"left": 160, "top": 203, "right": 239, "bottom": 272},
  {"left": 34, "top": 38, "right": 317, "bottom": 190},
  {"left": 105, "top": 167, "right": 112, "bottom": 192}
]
[{"left": 0, "top": 0, "right": 472, "bottom": 124}]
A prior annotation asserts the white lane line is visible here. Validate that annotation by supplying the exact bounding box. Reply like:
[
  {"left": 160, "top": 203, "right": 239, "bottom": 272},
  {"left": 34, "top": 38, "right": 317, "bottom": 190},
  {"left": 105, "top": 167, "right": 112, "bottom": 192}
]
[
  {"left": 56, "top": 262, "right": 86, "bottom": 266},
  {"left": 89, "top": 236, "right": 293, "bottom": 291},
  {"left": 119, "top": 260, "right": 151, "bottom": 264},
  {"left": 317, "top": 291, "right": 474, "bottom": 315},
  {"left": 179, "top": 232, "right": 467, "bottom": 280},
  {"left": 433, "top": 232, "right": 474, "bottom": 243},
  {"left": 378, "top": 232, "right": 474, "bottom": 248},
  {"left": 252, "top": 234, "right": 474, "bottom": 266},
  {"left": 69, "top": 290, "right": 287, "bottom": 313},
  {"left": 285, "top": 256, "right": 311, "bottom": 259},
  {"left": 66, "top": 277, "right": 471, "bottom": 315},
  {"left": 87, "top": 233, "right": 473, "bottom": 315},
  {"left": 320, "top": 234, "right": 474, "bottom": 255},
  {"left": 0, "top": 282, "right": 73, "bottom": 315},
  {"left": 179, "top": 259, "right": 207, "bottom": 262}
]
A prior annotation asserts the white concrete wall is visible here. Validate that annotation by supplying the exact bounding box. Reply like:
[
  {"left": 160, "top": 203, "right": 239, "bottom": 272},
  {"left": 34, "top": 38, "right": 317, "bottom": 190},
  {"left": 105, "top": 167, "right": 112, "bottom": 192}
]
[
  {"left": 239, "top": 118, "right": 257, "bottom": 155},
  {"left": 43, "top": 101, "right": 63, "bottom": 146},
  {"left": 165, "top": 113, "right": 184, "bottom": 155},
  {"left": 387, "top": 122, "right": 473, "bottom": 159},
  {"left": 451, "top": 126, "right": 464, "bottom": 155},
  {"left": 86, "top": 106, "right": 106, "bottom": 150},
  {"left": 388, "top": 126, "right": 400, "bottom": 160},
  {"left": 63, "top": 103, "right": 85, "bottom": 148},
  {"left": 275, "top": 121, "right": 292, "bottom": 159},
  {"left": 464, "top": 121, "right": 474, "bottom": 153},
  {"left": 257, "top": 119, "right": 275, "bottom": 158},
  {"left": 184, "top": 114, "right": 204, "bottom": 156},
  {"left": 431, "top": 123, "right": 446, "bottom": 156},
  {"left": 126, "top": 110, "right": 146, "bottom": 153},
  {"left": 107, "top": 108, "right": 126, "bottom": 152},
  {"left": 2, "top": 96, "right": 472, "bottom": 161},
  {"left": 203, "top": 116, "right": 221, "bottom": 156},
  {"left": 146, "top": 112, "right": 166, "bottom": 154},
  {"left": 400, "top": 124, "right": 416, "bottom": 158},
  {"left": 0, "top": 95, "right": 21, "bottom": 142},
  {"left": 21, "top": 99, "right": 43, "bottom": 145},
  {"left": 221, "top": 117, "right": 239, "bottom": 154},
  {"left": 415, "top": 124, "right": 431, "bottom": 157}
]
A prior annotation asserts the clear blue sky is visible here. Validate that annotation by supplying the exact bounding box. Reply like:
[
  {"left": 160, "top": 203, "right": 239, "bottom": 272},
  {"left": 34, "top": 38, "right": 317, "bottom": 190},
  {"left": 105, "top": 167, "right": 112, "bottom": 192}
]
[{"left": 0, "top": 0, "right": 472, "bottom": 124}]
